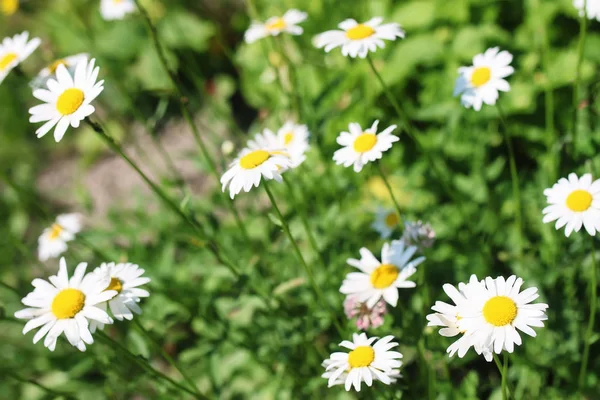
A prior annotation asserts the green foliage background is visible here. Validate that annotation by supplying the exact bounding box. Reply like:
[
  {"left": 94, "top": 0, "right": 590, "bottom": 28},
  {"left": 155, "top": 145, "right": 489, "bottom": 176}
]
[{"left": 1, "top": 0, "right": 600, "bottom": 398}]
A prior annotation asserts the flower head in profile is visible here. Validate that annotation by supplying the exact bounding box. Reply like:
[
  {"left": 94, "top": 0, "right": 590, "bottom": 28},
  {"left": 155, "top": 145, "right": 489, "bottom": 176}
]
[
  {"left": 574, "top": 0, "right": 600, "bottom": 21},
  {"left": 1, "top": 0, "right": 18, "bottom": 15},
  {"left": 542, "top": 173, "right": 600, "bottom": 237},
  {"left": 372, "top": 207, "right": 400, "bottom": 239},
  {"left": 32, "top": 53, "right": 89, "bottom": 89},
  {"left": 333, "top": 120, "right": 399, "bottom": 173},
  {"left": 401, "top": 220, "right": 436, "bottom": 250},
  {"left": 248, "top": 122, "right": 310, "bottom": 168},
  {"left": 245, "top": 9, "right": 308, "bottom": 43},
  {"left": 315, "top": 17, "right": 404, "bottom": 58},
  {"left": 322, "top": 333, "right": 403, "bottom": 391},
  {"left": 14, "top": 257, "right": 116, "bottom": 351},
  {"left": 453, "top": 47, "right": 513, "bottom": 111},
  {"left": 221, "top": 142, "right": 292, "bottom": 199},
  {"left": 100, "top": 0, "right": 136, "bottom": 21},
  {"left": 0, "top": 31, "right": 41, "bottom": 84},
  {"left": 344, "top": 295, "right": 387, "bottom": 331},
  {"left": 426, "top": 275, "right": 492, "bottom": 362},
  {"left": 29, "top": 58, "right": 104, "bottom": 142},
  {"left": 455, "top": 275, "right": 548, "bottom": 356},
  {"left": 89, "top": 262, "right": 151, "bottom": 332},
  {"left": 340, "top": 240, "right": 424, "bottom": 308},
  {"left": 38, "top": 213, "right": 83, "bottom": 262}
]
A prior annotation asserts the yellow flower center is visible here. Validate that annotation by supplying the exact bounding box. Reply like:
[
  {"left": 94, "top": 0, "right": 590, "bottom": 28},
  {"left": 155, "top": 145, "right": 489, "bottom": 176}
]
[
  {"left": 346, "top": 24, "right": 375, "bottom": 40},
  {"left": 284, "top": 132, "right": 294, "bottom": 145},
  {"left": 240, "top": 150, "right": 270, "bottom": 169},
  {"left": 353, "top": 133, "right": 377, "bottom": 153},
  {"left": 48, "top": 224, "right": 64, "bottom": 240},
  {"left": 471, "top": 67, "right": 491, "bottom": 87},
  {"left": 566, "top": 189, "right": 593, "bottom": 212},
  {"left": 106, "top": 277, "right": 123, "bottom": 293},
  {"left": 56, "top": 88, "right": 85, "bottom": 116},
  {"left": 0, "top": 52, "right": 18, "bottom": 71},
  {"left": 384, "top": 212, "right": 398, "bottom": 228},
  {"left": 370, "top": 264, "right": 399, "bottom": 289},
  {"left": 51, "top": 288, "right": 86, "bottom": 319},
  {"left": 483, "top": 296, "right": 517, "bottom": 327},
  {"left": 348, "top": 345, "right": 375, "bottom": 368},
  {"left": 47, "top": 59, "right": 66, "bottom": 74},
  {"left": 0, "top": 0, "right": 18, "bottom": 15},
  {"left": 266, "top": 17, "right": 286, "bottom": 31}
]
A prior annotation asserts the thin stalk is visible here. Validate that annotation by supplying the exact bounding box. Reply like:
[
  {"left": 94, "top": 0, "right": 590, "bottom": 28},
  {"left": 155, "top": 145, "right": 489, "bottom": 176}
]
[
  {"left": 263, "top": 181, "right": 343, "bottom": 335},
  {"left": 282, "top": 175, "right": 325, "bottom": 268},
  {"left": 132, "top": 0, "right": 250, "bottom": 243},
  {"left": 375, "top": 163, "right": 403, "bottom": 225},
  {"left": 572, "top": 0, "right": 588, "bottom": 156},
  {"left": 496, "top": 103, "right": 523, "bottom": 261},
  {"left": 579, "top": 236, "right": 597, "bottom": 389},
  {"left": 5, "top": 370, "right": 76, "bottom": 399},
  {"left": 0, "top": 281, "right": 21, "bottom": 297},
  {"left": 96, "top": 331, "right": 207, "bottom": 399},
  {"left": 493, "top": 354, "right": 512, "bottom": 399},
  {"left": 133, "top": 319, "right": 202, "bottom": 396},
  {"left": 274, "top": 37, "right": 302, "bottom": 119}
]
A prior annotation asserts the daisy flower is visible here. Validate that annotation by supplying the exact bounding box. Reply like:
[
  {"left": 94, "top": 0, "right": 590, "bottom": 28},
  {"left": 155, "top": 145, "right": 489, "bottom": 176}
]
[
  {"left": 244, "top": 9, "right": 308, "bottom": 44},
  {"left": 38, "top": 213, "right": 83, "bottom": 262},
  {"left": 401, "top": 220, "right": 436, "bottom": 250},
  {"left": 0, "top": 31, "right": 41, "bottom": 84},
  {"left": 100, "top": 0, "right": 136, "bottom": 21},
  {"left": 457, "top": 275, "right": 548, "bottom": 355},
  {"left": 32, "top": 53, "right": 89, "bottom": 89},
  {"left": 542, "top": 173, "right": 600, "bottom": 237},
  {"left": 574, "top": 0, "right": 600, "bottom": 20},
  {"left": 1, "top": 0, "right": 18, "bottom": 15},
  {"left": 14, "top": 257, "right": 116, "bottom": 352},
  {"left": 344, "top": 295, "right": 387, "bottom": 331},
  {"left": 248, "top": 122, "right": 310, "bottom": 168},
  {"left": 221, "top": 145, "right": 292, "bottom": 199},
  {"left": 322, "top": 358, "right": 401, "bottom": 388},
  {"left": 314, "top": 17, "right": 405, "bottom": 58},
  {"left": 29, "top": 58, "right": 104, "bottom": 142},
  {"left": 453, "top": 47, "right": 514, "bottom": 111},
  {"left": 333, "top": 120, "right": 399, "bottom": 173},
  {"left": 371, "top": 206, "right": 400, "bottom": 239},
  {"left": 89, "top": 262, "right": 151, "bottom": 332},
  {"left": 340, "top": 240, "right": 424, "bottom": 308},
  {"left": 322, "top": 333, "right": 403, "bottom": 391},
  {"left": 426, "top": 275, "right": 493, "bottom": 361}
]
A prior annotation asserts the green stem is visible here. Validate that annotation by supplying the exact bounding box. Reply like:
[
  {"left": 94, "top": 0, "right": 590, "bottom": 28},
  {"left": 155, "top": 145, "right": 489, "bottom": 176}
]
[
  {"left": 0, "top": 280, "right": 20, "bottom": 297},
  {"left": 97, "top": 331, "right": 207, "bottom": 399},
  {"left": 263, "top": 181, "right": 343, "bottom": 335},
  {"left": 282, "top": 175, "right": 325, "bottom": 268},
  {"left": 496, "top": 103, "right": 523, "bottom": 261},
  {"left": 133, "top": 319, "right": 202, "bottom": 396},
  {"left": 5, "top": 370, "right": 76, "bottom": 399},
  {"left": 375, "top": 163, "right": 403, "bottom": 226},
  {"left": 493, "top": 354, "right": 512, "bottom": 400},
  {"left": 572, "top": 0, "right": 588, "bottom": 157},
  {"left": 579, "top": 236, "right": 597, "bottom": 389},
  {"left": 132, "top": 0, "right": 250, "bottom": 243}
]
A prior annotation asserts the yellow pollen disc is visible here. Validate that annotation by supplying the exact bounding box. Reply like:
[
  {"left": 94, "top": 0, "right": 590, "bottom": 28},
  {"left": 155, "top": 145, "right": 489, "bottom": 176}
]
[
  {"left": 384, "top": 212, "right": 398, "bottom": 228},
  {"left": 47, "top": 59, "right": 66, "bottom": 74},
  {"left": 266, "top": 17, "right": 286, "bottom": 31},
  {"left": 353, "top": 133, "right": 377, "bottom": 153},
  {"left": 483, "top": 296, "right": 517, "bottom": 327},
  {"left": 471, "top": 67, "right": 491, "bottom": 87},
  {"left": 348, "top": 346, "right": 375, "bottom": 368},
  {"left": 0, "top": 52, "right": 18, "bottom": 71},
  {"left": 106, "top": 277, "right": 123, "bottom": 293},
  {"left": 284, "top": 132, "right": 294, "bottom": 145},
  {"left": 346, "top": 24, "right": 375, "bottom": 40},
  {"left": 51, "top": 288, "right": 86, "bottom": 319},
  {"left": 566, "top": 189, "right": 593, "bottom": 212},
  {"left": 1, "top": 0, "right": 18, "bottom": 16},
  {"left": 56, "top": 88, "right": 85, "bottom": 116},
  {"left": 240, "top": 150, "right": 270, "bottom": 169},
  {"left": 48, "top": 224, "right": 64, "bottom": 240},
  {"left": 370, "top": 264, "right": 399, "bottom": 289}
]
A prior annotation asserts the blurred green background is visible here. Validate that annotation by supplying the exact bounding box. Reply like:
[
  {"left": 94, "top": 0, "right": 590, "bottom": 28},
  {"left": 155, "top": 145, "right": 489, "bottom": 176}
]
[{"left": 2, "top": 0, "right": 600, "bottom": 398}]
